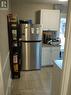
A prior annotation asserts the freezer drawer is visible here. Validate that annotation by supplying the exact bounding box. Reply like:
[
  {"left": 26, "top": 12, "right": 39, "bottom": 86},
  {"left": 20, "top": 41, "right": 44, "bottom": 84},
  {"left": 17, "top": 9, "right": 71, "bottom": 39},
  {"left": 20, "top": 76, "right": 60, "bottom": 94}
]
[{"left": 22, "top": 42, "right": 42, "bottom": 70}]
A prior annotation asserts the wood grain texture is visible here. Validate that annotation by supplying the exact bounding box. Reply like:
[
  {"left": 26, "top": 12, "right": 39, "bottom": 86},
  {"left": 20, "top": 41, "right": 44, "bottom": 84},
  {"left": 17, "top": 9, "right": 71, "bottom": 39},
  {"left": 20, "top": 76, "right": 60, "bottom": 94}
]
[{"left": 10, "top": 67, "right": 53, "bottom": 95}]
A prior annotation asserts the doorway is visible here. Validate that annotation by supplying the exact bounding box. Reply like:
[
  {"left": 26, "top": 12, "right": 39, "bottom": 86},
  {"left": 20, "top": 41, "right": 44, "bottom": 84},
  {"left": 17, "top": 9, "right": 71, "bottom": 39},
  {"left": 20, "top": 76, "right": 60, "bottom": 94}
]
[{"left": 4, "top": 0, "right": 70, "bottom": 93}]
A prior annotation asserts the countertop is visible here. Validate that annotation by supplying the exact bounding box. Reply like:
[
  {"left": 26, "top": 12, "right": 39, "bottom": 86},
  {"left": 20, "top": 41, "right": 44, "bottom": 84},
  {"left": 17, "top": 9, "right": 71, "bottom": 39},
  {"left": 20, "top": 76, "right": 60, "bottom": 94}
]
[
  {"left": 54, "top": 60, "right": 63, "bottom": 70},
  {"left": 42, "top": 44, "right": 61, "bottom": 47}
]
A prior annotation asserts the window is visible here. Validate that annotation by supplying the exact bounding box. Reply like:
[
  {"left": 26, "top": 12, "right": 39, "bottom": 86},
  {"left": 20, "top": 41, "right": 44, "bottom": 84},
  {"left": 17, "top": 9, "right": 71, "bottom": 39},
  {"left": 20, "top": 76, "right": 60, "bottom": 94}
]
[{"left": 59, "top": 18, "right": 66, "bottom": 50}]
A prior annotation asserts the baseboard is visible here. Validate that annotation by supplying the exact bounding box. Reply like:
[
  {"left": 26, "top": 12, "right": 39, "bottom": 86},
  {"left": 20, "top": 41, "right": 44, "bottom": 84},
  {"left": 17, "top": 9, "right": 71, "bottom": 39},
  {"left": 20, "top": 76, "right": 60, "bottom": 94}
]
[
  {"left": 6, "top": 72, "right": 12, "bottom": 95},
  {"left": 41, "top": 65, "right": 53, "bottom": 68}
]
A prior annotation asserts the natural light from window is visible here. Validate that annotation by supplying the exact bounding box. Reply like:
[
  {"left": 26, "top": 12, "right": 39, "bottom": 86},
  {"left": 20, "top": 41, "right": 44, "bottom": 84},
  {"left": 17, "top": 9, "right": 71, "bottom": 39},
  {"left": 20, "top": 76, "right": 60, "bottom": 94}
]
[{"left": 59, "top": 18, "right": 66, "bottom": 50}]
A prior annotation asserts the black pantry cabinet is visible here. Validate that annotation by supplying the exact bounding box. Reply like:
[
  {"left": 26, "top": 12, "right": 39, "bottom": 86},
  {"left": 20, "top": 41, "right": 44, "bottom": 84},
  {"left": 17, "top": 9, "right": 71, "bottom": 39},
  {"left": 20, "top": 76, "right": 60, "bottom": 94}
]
[{"left": 7, "top": 14, "right": 22, "bottom": 79}]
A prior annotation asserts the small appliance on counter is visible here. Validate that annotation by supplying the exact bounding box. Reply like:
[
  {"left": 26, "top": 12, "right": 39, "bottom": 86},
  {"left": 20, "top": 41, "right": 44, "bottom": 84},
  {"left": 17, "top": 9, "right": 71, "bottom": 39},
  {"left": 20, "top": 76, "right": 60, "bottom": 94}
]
[
  {"left": 20, "top": 22, "right": 42, "bottom": 71},
  {"left": 42, "top": 30, "right": 58, "bottom": 44},
  {"left": 48, "top": 38, "right": 61, "bottom": 46}
]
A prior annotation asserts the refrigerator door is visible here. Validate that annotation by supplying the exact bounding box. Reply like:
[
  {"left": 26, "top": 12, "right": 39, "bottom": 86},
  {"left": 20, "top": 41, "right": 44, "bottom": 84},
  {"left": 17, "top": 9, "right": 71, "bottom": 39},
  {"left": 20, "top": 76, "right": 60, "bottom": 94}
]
[
  {"left": 21, "top": 24, "right": 42, "bottom": 41},
  {"left": 21, "top": 42, "right": 42, "bottom": 70}
]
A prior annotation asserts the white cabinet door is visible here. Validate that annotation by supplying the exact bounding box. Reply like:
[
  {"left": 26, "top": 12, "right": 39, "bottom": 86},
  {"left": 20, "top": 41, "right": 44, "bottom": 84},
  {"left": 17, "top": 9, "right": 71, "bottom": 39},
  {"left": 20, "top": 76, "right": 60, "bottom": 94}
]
[
  {"left": 51, "top": 47, "right": 60, "bottom": 64},
  {"left": 41, "top": 9, "right": 60, "bottom": 31},
  {"left": 42, "top": 47, "right": 51, "bottom": 66},
  {"left": 42, "top": 46, "right": 60, "bottom": 66}
]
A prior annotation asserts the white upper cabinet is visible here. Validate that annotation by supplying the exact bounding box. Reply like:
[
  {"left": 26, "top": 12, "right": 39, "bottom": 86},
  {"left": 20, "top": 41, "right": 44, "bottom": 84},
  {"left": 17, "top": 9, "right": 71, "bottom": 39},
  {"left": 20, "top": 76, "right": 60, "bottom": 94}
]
[{"left": 36, "top": 9, "right": 60, "bottom": 31}]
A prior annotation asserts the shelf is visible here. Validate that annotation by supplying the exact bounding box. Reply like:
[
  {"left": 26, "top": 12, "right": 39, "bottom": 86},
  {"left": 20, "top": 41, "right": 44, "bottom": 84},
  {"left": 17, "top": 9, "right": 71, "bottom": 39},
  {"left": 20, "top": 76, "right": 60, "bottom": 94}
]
[
  {"left": 11, "top": 26, "right": 18, "bottom": 29},
  {"left": 12, "top": 72, "right": 20, "bottom": 79},
  {"left": 7, "top": 14, "right": 21, "bottom": 79}
]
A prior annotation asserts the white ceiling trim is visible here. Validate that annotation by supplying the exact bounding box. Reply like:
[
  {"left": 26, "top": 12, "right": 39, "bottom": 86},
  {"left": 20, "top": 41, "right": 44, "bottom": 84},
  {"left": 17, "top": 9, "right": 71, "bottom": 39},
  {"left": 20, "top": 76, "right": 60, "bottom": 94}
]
[{"left": 22, "top": 0, "right": 68, "bottom": 5}]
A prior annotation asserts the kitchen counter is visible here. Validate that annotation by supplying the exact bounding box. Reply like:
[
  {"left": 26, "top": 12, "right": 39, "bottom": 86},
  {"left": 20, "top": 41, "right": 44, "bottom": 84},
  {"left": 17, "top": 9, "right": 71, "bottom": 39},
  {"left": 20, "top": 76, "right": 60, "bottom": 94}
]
[
  {"left": 42, "top": 44, "right": 60, "bottom": 66},
  {"left": 42, "top": 44, "right": 61, "bottom": 47},
  {"left": 54, "top": 60, "right": 63, "bottom": 70},
  {"left": 51, "top": 59, "right": 63, "bottom": 95},
  {"left": 51, "top": 45, "right": 63, "bottom": 95}
]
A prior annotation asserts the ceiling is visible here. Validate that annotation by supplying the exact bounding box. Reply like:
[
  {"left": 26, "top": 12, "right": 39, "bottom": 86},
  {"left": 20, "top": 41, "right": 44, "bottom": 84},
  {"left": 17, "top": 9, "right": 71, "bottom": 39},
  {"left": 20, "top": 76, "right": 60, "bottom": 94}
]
[{"left": 23, "top": 0, "right": 68, "bottom": 5}]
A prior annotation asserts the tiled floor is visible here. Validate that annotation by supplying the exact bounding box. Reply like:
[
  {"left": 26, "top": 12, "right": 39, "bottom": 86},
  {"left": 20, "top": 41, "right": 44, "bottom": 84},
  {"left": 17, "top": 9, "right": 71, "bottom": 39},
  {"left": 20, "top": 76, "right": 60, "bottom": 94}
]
[{"left": 11, "top": 67, "right": 53, "bottom": 95}]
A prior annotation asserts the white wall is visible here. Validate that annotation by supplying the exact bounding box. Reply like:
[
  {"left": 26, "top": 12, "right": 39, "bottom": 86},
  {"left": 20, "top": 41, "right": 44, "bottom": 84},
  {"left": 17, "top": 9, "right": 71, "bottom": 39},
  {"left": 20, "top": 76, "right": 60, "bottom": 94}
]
[
  {"left": 53, "top": 4, "right": 68, "bottom": 18},
  {"left": 11, "top": 0, "right": 54, "bottom": 23},
  {"left": 0, "top": 1, "right": 12, "bottom": 94},
  {"left": 60, "top": 0, "right": 71, "bottom": 95},
  {"left": 0, "top": 10, "right": 10, "bottom": 95}
]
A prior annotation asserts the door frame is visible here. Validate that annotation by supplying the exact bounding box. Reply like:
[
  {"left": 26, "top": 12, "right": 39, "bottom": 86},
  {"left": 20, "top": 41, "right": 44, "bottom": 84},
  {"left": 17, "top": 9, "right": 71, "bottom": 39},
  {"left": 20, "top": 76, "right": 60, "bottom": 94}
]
[
  {"left": 0, "top": 54, "right": 4, "bottom": 95},
  {"left": 60, "top": 0, "right": 71, "bottom": 95}
]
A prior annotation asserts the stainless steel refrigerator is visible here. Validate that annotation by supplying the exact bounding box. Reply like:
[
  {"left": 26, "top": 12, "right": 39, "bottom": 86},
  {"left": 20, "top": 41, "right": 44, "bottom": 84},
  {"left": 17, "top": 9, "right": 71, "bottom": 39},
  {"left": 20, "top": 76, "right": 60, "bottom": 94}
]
[{"left": 21, "top": 24, "right": 42, "bottom": 70}]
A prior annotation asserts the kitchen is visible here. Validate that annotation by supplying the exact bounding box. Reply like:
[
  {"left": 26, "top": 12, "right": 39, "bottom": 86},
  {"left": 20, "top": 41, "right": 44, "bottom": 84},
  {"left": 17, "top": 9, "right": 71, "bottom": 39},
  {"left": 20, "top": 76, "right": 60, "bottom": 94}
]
[
  {"left": 9, "top": 1, "right": 66, "bottom": 94},
  {"left": 8, "top": 1, "right": 67, "bottom": 70},
  {"left": 0, "top": 0, "right": 69, "bottom": 95},
  {"left": 7, "top": 8, "right": 61, "bottom": 73}
]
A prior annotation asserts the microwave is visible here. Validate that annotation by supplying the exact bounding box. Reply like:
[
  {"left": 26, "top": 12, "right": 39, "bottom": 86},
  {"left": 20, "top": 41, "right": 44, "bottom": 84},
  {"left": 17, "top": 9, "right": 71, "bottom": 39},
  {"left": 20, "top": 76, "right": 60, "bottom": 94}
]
[{"left": 42, "top": 30, "right": 57, "bottom": 44}]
